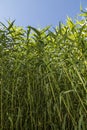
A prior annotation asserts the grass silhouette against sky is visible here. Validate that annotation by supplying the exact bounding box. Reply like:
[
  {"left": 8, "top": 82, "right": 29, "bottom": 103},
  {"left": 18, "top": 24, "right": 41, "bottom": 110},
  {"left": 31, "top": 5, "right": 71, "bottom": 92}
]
[{"left": 0, "top": 0, "right": 87, "bottom": 27}]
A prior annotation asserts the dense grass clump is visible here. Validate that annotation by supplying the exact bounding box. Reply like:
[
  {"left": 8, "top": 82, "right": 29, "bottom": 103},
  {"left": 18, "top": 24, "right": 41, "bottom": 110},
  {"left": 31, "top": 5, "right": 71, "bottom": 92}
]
[{"left": 0, "top": 12, "right": 87, "bottom": 130}]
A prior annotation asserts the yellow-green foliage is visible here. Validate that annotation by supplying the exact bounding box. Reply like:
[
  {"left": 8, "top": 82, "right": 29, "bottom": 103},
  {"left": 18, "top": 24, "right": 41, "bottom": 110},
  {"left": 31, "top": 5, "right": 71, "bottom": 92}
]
[{"left": 0, "top": 11, "right": 87, "bottom": 130}]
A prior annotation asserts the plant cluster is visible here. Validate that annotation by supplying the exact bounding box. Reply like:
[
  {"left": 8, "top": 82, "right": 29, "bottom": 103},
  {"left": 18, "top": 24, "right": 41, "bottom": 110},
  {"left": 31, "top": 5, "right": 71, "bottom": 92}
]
[{"left": 0, "top": 11, "right": 87, "bottom": 130}]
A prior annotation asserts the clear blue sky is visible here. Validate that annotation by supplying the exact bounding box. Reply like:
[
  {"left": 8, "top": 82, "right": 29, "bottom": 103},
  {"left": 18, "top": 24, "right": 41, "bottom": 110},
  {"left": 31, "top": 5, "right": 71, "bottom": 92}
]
[{"left": 0, "top": 0, "right": 87, "bottom": 28}]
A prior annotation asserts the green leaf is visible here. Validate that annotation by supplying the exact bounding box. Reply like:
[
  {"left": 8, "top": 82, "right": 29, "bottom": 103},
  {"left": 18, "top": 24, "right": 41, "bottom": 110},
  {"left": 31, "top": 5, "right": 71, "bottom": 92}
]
[
  {"left": 41, "top": 26, "right": 50, "bottom": 34},
  {"left": 80, "top": 13, "right": 87, "bottom": 17},
  {"left": 26, "top": 26, "right": 31, "bottom": 39},
  {"left": 7, "top": 20, "right": 15, "bottom": 30},
  {"left": 28, "top": 26, "right": 40, "bottom": 36},
  {"left": 80, "top": 4, "right": 83, "bottom": 12}
]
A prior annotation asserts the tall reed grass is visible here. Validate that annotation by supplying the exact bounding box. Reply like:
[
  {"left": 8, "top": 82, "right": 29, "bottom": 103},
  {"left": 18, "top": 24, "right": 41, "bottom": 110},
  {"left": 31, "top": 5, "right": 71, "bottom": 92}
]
[{"left": 0, "top": 11, "right": 87, "bottom": 130}]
